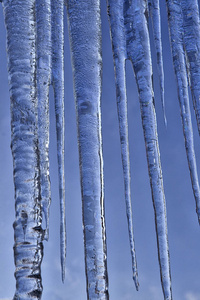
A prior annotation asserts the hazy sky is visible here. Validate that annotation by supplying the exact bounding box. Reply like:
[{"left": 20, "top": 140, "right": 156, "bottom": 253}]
[{"left": 1, "top": 2, "right": 200, "bottom": 300}]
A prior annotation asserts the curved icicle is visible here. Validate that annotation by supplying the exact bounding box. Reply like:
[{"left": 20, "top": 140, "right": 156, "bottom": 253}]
[
  {"left": 166, "top": 0, "right": 200, "bottom": 223},
  {"left": 66, "top": 1, "right": 109, "bottom": 298},
  {"left": 36, "top": 0, "right": 52, "bottom": 241},
  {"left": 181, "top": 0, "right": 200, "bottom": 136},
  {"left": 148, "top": 0, "right": 166, "bottom": 125},
  {"left": 3, "top": 0, "right": 43, "bottom": 298},
  {"left": 106, "top": 0, "right": 139, "bottom": 290},
  {"left": 51, "top": 0, "right": 66, "bottom": 282}
]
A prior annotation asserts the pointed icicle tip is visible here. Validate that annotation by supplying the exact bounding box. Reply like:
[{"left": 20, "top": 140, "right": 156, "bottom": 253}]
[
  {"left": 133, "top": 274, "right": 139, "bottom": 291},
  {"left": 43, "top": 228, "right": 49, "bottom": 241},
  {"left": 62, "top": 266, "right": 65, "bottom": 283}
]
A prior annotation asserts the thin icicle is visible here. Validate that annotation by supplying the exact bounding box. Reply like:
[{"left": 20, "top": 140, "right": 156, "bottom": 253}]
[
  {"left": 107, "top": 0, "right": 172, "bottom": 298},
  {"left": 3, "top": 0, "right": 43, "bottom": 298},
  {"left": 125, "top": 1, "right": 172, "bottom": 298},
  {"left": 106, "top": 0, "right": 139, "bottom": 290},
  {"left": 66, "top": 0, "right": 109, "bottom": 298},
  {"left": 51, "top": 0, "right": 66, "bottom": 282},
  {"left": 181, "top": 0, "right": 200, "bottom": 136},
  {"left": 149, "top": 0, "right": 166, "bottom": 125},
  {"left": 166, "top": 0, "right": 200, "bottom": 223},
  {"left": 36, "top": 0, "right": 51, "bottom": 241}
]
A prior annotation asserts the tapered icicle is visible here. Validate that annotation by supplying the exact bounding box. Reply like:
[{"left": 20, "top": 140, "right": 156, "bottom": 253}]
[
  {"left": 106, "top": 0, "right": 139, "bottom": 290},
  {"left": 149, "top": 0, "right": 166, "bottom": 125},
  {"left": 166, "top": 0, "right": 200, "bottom": 223},
  {"left": 126, "top": 1, "right": 172, "bottom": 298},
  {"left": 51, "top": 0, "right": 66, "bottom": 282},
  {"left": 107, "top": 0, "right": 172, "bottom": 298},
  {"left": 3, "top": 0, "right": 43, "bottom": 298},
  {"left": 36, "top": 0, "right": 51, "bottom": 241},
  {"left": 66, "top": 0, "right": 109, "bottom": 298},
  {"left": 181, "top": 0, "right": 200, "bottom": 136}
]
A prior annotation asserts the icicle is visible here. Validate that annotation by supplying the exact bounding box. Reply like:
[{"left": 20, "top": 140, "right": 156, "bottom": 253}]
[
  {"left": 106, "top": 0, "right": 139, "bottom": 290},
  {"left": 66, "top": 0, "right": 109, "bottom": 298},
  {"left": 2, "top": 0, "right": 43, "bottom": 298},
  {"left": 181, "top": 0, "right": 200, "bottom": 136},
  {"left": 107, "top": 0, "right": 172, "bottom": 298},
  {"left": 126, "top": 1, "right": 172, "bottom": 298},
  {"left": 51, "top": 0, "right": 66, "bottom": 282},
  {"left": 166, "top": 0, "right": 200, "bottom": 223},
  {"left": 36, "top": 0, "right": 51, "bottom": 241},
  {"left": 148, "top": 0, "right": 166, "bottom": 125}
]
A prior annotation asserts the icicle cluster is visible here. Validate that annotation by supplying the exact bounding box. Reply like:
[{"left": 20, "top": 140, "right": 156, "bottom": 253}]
[
  {"left": 166, "top": 0, "right": 200, "bottom": 224},
  {"left": 1, "top": 0, "right": 200, "bottom": 299},
  {"left": 2, "top": 0, "right": 66, "bottom": 298},
  {"left": 106, "top": 0, "right": 172, "bottom": 298}
]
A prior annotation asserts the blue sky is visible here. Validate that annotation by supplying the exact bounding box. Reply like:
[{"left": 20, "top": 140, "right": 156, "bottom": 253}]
[{"left": 1, "top": 1, "right": 200, "bottom": 300}]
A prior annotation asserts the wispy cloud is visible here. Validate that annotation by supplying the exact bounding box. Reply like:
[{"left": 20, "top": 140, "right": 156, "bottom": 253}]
[{"left": 185, "top": 292, "right": 200, "bottom": 300}]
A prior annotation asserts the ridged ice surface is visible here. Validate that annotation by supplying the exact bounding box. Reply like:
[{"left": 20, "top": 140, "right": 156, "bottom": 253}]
[
  {"left": 166, "top": 0, "right": 200, "bottom": 224},
  {"left": 148, "top": 0, "right": 166, "bottom": 125},
  {"left": 181, "top": 0, "right": 200, "bottom": 136},
  {"left": 52, "top": 0, "right": 66, "bottom": 282},
  {"left": 2, "top": 0, "right": 67, "bottom": 297},
  {"left": 36, "top": 0, "right": 51, "bottom": 241},
  {"left": 107, "top": 0, "right": 172, "bottom": 298},
  {"left": 3, "top": 0, "right": 43, "bottom": 298},
  {"left": 67, "top": 0, "right": 109, "bottom": 298}
]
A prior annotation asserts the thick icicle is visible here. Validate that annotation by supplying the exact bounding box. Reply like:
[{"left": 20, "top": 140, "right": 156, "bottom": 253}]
[
  {"left": 66, "top": 0, "right": 109, "bottom": 298},
  {"left": 3, "top": 0, "right": 43, "bottom": 298},
  {"left": 125, "top": 1, "right": 172, "bottom": 298},
  {"left": 51, "top": 0, "right": 66, "bottom": 282},
  {"left": 148, "top": 0, "right": 166, "bottom": 125},
  {"left": 36, "top": 0, "right": 51, "bottom": 241},
  {"left": 106, "top": 0, "right": 139, "bottom": 290},
  {"left": 166, "top": 0, "right": 200, "bottom": 223},
  {"left": 181, "top": 0, "right": 200, "bottom": 136}
]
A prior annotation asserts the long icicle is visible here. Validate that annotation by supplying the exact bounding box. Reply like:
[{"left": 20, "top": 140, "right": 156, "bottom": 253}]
[
  {"left": 181, "top": 0, "right": 200, "bottom": 136},
  {"left": 51, "top": 0, "right": 66, "bottom": 282},
  {"left": 107, "top": 0, "right": 172, "bottom": 298},
  {"left": 148, "top": 0, "right": 166, "bottom": 125},
  {"left": 66, "top": 0, "right": 109, "bottom": 298},
  {"left": 3, "top": 0, "right": 44, "bottom": 298},
  {"left": 106, "top": 0, "right": 139, "bottom": 290},
  {"left": 166, "top": 0, "right": 200, "bottom": 224},
  {"left": 126, "top": 0, "right": 172, "bottom": 298},
  {"left": 36, "top": 0, "right": 52, "bottom": 241}
]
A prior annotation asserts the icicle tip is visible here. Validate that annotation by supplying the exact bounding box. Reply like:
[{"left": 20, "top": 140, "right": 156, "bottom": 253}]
[
  {"left": 133, "top": 274, "right": 139, "bottom": 291},
  {"left": 164, "top": 114, "right": 167, "bottom": 129},
  {"left": 43, "top": 228, "right": 49, "bottom": 241},
  {"left": 62, "top": 267, "right": 65, "bottom": 283},
  {"left": 197, "top": 212, "right": 200, "bottom": 226}
]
